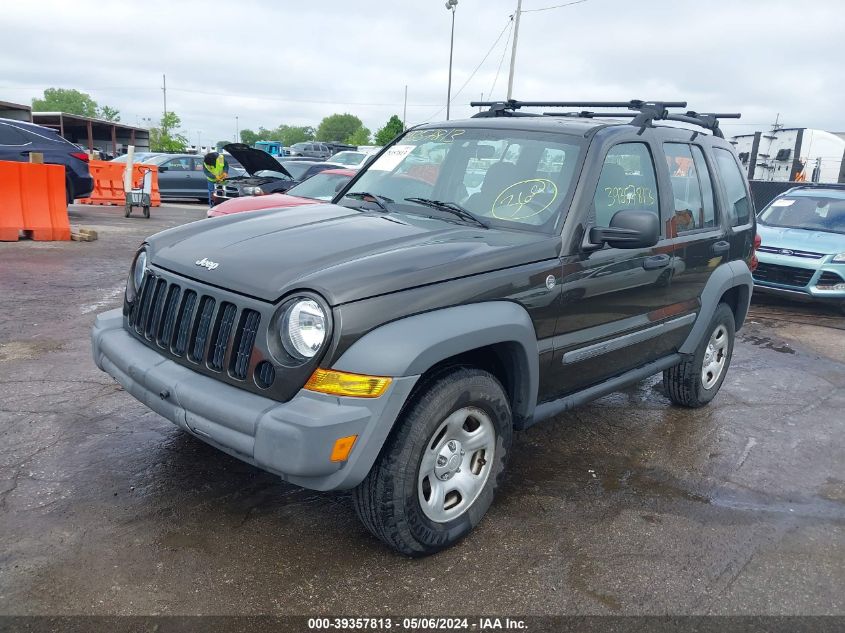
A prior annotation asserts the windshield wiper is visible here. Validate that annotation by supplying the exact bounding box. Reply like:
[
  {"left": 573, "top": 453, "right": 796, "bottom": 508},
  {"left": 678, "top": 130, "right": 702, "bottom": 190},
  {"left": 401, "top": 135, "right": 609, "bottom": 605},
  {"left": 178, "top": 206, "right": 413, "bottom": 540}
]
[
  {"left": 344, "top": 191, "right": 394, "bottom": 213},
  {"left": 404, "top": 197, "right": 488, "bottom": 229}
]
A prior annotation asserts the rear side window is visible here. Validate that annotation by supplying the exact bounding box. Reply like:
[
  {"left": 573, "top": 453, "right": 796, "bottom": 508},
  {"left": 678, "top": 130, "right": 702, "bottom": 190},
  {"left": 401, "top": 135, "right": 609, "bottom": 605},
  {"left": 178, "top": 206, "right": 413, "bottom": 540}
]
[
  {"left": 713, "top": 148, "right": 750, "bottom": 225},
  {"left": 592, "top": 142, "right": 659, "bottom": 228},
  {"left": 664, "top": 143, "right": 718, "bottom": 234},
  {"left": 0, "top": 124, "right": 29, "bottom": 145}
]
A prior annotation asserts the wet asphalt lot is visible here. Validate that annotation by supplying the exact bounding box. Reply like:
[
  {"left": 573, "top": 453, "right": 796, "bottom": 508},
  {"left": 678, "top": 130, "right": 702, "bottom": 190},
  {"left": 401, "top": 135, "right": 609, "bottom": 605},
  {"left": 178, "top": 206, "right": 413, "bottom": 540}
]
[{"left": 0, "top": 204, "right": 843, "bottom": 616}]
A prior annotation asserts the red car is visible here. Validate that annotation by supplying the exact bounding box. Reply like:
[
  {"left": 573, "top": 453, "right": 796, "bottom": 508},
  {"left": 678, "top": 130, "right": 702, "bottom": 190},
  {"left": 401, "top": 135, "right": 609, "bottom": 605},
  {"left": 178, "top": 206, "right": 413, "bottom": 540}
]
[{"left": 207, "top": 168, "right": 356, "bottom": 218}]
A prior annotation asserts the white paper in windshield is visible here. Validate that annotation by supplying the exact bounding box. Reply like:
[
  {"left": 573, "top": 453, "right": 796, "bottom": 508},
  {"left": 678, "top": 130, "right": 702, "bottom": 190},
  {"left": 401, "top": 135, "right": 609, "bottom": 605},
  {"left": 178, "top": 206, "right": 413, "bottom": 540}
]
[
  {"left": 369, "top": 145, "right": 415, "bottom": 171},
  {"left": 771, "top": 199, "right": 795, "bottom": 207}
]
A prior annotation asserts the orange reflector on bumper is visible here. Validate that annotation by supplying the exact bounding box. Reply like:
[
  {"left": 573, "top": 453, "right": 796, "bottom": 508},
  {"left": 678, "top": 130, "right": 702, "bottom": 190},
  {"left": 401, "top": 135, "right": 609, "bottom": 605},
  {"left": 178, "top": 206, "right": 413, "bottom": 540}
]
[
  {"left": 330, "top": 435, "right": 358, "bottom": 462},
  {"left": 304, "top": 368, "right": 392, "bottom": 398}
]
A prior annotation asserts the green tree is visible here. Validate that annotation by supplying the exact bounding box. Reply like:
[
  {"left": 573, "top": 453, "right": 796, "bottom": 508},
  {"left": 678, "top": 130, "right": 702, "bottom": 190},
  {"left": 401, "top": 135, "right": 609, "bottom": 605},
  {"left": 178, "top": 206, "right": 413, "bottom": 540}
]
[
  {"left": 97, "top": 105, "right": 121, "bottom": 122},
  {"left": 316, "top": 113, "right": 366, "bottom": 143},
  {"left": 216, "top": 140, "right": 232, "bottom": 150},
  {"left": 239, "top": 129, "right": 259, "bottom": 145},
  {"left": 346, "top": 126, "right": 371, "bottom": 146},
  {"left": 277, "top": 125, "right": 315, "bottom": 146},
  {"left": 32, "top": 88, "right": 98, "bottom": 117},
  {"left": 149, "top": 111, "right": 188, "bottom": 152},
  {"left": 374, "top": 115, "right": 404, "bottom": 146}
]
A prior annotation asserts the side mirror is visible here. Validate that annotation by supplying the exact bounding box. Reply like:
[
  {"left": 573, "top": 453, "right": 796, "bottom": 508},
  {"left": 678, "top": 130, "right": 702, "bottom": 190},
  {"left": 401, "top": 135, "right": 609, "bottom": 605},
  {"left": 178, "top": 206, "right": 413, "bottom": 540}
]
[
  {"left": 589, "top": 209, "right": 659, "bottom": 249},
  {"left": 158, "top": 166, "right": 168, "bottom": 172}
]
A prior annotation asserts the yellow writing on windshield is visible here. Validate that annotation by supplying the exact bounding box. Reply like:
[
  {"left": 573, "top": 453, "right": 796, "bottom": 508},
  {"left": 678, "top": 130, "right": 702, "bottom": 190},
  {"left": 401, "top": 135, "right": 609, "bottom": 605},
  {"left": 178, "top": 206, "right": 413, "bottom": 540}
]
[
  {"left": 404, "top": 129, "right": 466, "bottom": 143},
  {"left": 492, "top": 179, "right": 558, "bottom": 220}
]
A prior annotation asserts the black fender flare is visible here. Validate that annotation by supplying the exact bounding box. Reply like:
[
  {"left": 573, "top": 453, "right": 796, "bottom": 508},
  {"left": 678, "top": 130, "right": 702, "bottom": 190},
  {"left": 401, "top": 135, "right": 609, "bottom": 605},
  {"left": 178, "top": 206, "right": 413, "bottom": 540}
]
[
  {"left": 679, "top": 260, "right": 753, "bottom": 355},
  {"left": 333, "top": 301, "right": 539, "bottom": 421}
]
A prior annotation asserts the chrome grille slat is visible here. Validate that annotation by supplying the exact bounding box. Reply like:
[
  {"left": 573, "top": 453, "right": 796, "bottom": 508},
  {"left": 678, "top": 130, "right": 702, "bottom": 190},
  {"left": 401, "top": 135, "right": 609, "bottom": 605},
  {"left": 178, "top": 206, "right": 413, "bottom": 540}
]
[{"left": 757, "top": 246, "right": 825, "bottom": 259}]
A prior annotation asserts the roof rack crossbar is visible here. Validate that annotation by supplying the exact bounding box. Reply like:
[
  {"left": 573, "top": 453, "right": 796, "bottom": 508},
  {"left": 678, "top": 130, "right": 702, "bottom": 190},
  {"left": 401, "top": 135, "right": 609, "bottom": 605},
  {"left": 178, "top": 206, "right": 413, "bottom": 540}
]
[
  {"left": 470, "top": 100, "right": 688, "bottom": 110},
  {"left": 541, "top": 111, "right": 638, "bottom": 118}
]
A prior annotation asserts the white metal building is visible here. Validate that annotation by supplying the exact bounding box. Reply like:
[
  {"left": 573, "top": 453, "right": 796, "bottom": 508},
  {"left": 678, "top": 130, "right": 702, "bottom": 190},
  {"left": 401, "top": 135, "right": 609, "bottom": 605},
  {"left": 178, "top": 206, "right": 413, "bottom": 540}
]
[{"left": 732, "top": 128, "right": 845, "bottom": 183}]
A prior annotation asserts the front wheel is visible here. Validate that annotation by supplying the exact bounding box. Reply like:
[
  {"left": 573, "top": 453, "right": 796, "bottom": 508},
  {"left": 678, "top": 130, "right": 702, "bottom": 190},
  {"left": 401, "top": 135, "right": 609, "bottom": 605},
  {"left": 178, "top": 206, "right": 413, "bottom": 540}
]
[
  {"left": 353, "top": 367, "right": 512, "bottom": 556},
  {"left": 663, "top": 303, "right": 735, "bottom": 407}
]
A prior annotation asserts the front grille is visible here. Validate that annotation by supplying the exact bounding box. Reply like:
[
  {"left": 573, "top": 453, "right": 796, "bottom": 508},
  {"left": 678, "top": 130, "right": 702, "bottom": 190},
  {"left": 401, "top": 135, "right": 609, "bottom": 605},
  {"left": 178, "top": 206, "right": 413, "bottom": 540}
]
[
  {"left": 757, "top": 246, "right": 825, "bottom": 259},
  {"left": 214, "top": 184, "right": 240, "bottom": 199},
  {"left": 753, "top": 262, "right": 815, "bottom": 287},
  {"left": 817, "top": 271, "right": 845, "bottom": 286},
  {"left": 128, "top": 273, "right": 260, "bottom": 381}
]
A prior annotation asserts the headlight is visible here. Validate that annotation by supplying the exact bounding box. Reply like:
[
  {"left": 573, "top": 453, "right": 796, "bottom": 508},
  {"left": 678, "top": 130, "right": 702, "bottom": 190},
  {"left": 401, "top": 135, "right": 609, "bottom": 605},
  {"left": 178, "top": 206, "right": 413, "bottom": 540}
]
[
  {"left": 281, "top": 299, "right": 327, "bottom": 359},
  {"left": 243, "top": 186, "right": 264, "bottom": 196},
  {"left": 832, "top": 253, "right": 845, "bottom": 263},
  {"left": 126, "top": 248, "right": 147, "bottom": 303}
]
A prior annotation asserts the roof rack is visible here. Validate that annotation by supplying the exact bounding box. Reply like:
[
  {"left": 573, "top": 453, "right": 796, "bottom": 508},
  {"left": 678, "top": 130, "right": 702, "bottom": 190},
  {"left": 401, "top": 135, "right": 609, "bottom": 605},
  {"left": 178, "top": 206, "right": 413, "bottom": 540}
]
[{"left": 469, "top": 100, "right": 740, "bottom": 138}]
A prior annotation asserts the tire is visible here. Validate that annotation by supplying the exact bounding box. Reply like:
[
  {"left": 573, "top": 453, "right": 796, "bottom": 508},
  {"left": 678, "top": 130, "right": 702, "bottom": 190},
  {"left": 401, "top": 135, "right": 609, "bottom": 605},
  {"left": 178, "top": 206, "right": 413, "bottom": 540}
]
[
  {"left": 124, "top": 204, "right": 132, "bottom": 218},
  {"left": 353, "top": 367, "right": 512, "bottom": 556},
  {"left": 143, "top": 206, "right": 150, "bottom": 218},
  {"left": 663, "top": 302, "right": 735, "bottom": 408}
]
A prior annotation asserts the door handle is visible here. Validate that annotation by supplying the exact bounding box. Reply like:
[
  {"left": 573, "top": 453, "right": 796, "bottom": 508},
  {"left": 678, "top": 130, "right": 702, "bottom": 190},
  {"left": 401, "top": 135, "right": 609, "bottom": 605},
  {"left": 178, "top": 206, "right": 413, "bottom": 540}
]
[
  {"left": 712, "top": 241, "right": 730, "bottom": 256},
  {"left": 643, "top": 254, "right": 671, "bottom": 270}
]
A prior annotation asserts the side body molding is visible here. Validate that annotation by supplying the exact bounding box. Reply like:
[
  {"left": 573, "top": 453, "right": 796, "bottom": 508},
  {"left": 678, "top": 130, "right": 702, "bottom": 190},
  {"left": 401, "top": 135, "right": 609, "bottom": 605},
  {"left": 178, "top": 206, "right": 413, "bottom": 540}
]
[
  {"left": 679, "top": 260, "right": 753, "bottom": 355},
  {"left": 333, "top": 301, "right": 540, "bottom": 422}
]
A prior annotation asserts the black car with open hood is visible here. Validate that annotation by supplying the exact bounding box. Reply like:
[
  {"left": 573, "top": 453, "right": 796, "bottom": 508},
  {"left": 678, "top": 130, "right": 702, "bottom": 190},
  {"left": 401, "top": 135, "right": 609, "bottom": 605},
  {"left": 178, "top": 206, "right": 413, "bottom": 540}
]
[{"left": 211, "top": 143, "right": 297, "bottom": 205}]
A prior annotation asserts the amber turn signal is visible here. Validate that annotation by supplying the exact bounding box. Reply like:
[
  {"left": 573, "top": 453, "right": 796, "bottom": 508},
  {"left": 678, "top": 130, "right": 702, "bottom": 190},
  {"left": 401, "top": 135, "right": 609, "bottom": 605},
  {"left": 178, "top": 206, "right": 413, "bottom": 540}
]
[
  {"left": 304, "top": 368, "right": 392, "bottom": 398},
  {"left": 330, "top": 435, "right": 358, "bottom": 462}
]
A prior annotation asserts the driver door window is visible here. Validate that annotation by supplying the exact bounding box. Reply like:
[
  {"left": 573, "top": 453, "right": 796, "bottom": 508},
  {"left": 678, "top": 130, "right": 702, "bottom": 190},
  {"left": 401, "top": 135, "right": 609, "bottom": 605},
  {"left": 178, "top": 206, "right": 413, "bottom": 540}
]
[{"left": 592, "top": 143, "right": 659, "bottom": 228}]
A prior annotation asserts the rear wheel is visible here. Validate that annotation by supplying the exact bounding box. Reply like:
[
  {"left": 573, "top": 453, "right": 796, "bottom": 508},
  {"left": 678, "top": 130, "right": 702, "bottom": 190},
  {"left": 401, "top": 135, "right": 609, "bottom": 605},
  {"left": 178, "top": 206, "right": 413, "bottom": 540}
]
[
  {"left": 663, "top": 303, "right": 735, "bottom": 408},
  {"left": 124, "top": 204, "right": 132, "bottom": 218},
  {"left": 353, "top": 367, "right": 512, "bottom": 556},
  {"left": 143, "top": 205, "right": 150, "bottom": 218}
]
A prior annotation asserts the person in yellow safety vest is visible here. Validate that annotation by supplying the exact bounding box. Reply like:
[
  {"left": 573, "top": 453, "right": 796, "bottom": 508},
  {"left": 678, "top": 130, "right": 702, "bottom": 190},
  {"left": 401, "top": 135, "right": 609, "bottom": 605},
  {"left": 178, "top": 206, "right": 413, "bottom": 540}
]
[{"left": 203, "top": 152, "right": 228, "bottom": 207}]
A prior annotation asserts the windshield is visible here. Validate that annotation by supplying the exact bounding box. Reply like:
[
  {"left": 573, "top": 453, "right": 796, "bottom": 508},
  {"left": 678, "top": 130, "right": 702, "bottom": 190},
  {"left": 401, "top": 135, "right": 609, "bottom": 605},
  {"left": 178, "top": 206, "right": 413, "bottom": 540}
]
[
  {"left": 253, "top": 169, "right": 292, "bottom": 180},
  {"left": 278, "top": 162, "right": 312, "bottom": 179},
  {"left": 342, "top": 127, "right": 584, "bottom": 232},
  {"left": 759, "top": 194, "right": 845, "bottom": 234},
  {"left": 331, "top": 152, "right": 365, "bottom": 165},
  {"left": 286, "top": 172, "right": 352, "bottom": 201}
]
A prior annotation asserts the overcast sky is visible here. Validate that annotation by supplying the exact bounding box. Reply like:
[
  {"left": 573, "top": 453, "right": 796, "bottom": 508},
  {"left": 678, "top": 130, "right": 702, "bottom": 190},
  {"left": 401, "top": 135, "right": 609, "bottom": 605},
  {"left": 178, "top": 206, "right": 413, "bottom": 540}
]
[{"left": 2, "top": 0, "right": 842, "bottom": 144}]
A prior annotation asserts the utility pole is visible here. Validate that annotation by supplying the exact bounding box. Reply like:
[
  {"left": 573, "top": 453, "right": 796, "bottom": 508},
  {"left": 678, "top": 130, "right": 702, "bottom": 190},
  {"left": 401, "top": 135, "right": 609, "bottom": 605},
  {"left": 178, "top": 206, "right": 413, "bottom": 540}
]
[
  {"left": 403, "top": 85, "right": 408, "bottom": 130},
  {"left": 235, "top": 116, "right": 239, "bottom": 143},
  {"left": 506, "top": 0, "right": 522, "bottom": 100},
  {"left": 162, "top": 74, "right": 167, "bottom": 130},
  {"left": 446, "top": 0, "right": 458, "bottom": 120}
]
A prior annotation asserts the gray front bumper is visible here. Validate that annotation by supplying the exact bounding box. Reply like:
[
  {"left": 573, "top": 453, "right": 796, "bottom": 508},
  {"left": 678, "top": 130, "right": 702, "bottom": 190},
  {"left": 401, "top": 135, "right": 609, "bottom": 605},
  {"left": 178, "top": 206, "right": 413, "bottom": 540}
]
[{"left": 91, "top": 309, "right": 418, "bottom": 491}]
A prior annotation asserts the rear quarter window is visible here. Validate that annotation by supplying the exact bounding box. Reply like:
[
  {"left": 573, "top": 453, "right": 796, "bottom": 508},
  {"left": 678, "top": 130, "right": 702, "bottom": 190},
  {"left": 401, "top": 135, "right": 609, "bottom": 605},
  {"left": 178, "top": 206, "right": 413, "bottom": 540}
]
[
  {"left": 0, "top": 124, "right": 30, "bottom": 145},
  {"left": 713, "top": 148, "right": 751, "bottom": 226}
]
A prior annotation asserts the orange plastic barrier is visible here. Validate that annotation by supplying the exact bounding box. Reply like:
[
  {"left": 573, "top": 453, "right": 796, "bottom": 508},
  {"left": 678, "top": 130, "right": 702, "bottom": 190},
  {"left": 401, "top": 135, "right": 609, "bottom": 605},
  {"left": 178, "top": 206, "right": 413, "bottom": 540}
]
[
  {"left": 0, "top": 160, "right": 70, "bottom": 241},
  {"left": 78, "top": 160, "right": 160, "bottom": 207}
]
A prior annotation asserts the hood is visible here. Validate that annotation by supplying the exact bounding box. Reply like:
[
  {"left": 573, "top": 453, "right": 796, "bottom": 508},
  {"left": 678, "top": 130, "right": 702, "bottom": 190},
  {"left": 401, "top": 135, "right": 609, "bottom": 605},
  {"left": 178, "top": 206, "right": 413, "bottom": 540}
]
[
  {"left": 223, "top": 143, "right": 291, "bottom": 178},
  {"left": 147, "top": 204, "right": 560, "bottom": 305},
  {"left": 757, "top": 223, "right": 845, "bottom": 255},
  {"left": 208, "top": 194, "right": 318, "bottom": 217}
]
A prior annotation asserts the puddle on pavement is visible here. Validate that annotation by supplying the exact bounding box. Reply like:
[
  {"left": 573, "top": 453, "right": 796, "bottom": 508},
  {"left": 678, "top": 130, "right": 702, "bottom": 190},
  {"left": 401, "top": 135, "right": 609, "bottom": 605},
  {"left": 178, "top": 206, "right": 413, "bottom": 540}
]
[{"left": 740, "top": 334, "right": 796, "bottom": 354}]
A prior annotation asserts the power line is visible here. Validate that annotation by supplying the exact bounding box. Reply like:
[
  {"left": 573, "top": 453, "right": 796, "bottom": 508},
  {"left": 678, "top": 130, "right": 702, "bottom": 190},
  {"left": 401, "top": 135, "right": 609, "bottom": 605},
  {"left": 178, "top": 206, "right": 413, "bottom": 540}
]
[
  {"left": 522, "top": 0, "right": 589, "bottom": 12},
  {"left": 423, "top": 18, "right": 514, "bottom": 122},
  {"left": 488, "top": 19, "right": 515, "bottom": 100}
]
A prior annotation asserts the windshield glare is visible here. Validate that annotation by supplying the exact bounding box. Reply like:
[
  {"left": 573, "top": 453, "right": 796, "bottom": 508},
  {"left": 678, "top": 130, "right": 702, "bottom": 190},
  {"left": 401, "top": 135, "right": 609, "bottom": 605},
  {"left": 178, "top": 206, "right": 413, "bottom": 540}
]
[
  {"left": 253, "top": 169, "right": 292, "bottom": 180},
  {"left": 760, "top": 195, "right": 845, "bottom": 234},
  {"left": 287, "top": 173, "right": 350, "bottom": 201},
  {"left": 344, "top": 127, "right": 583, "bottom": 231},
  {"left": 332, "top": 152, "right": 365, "bottom": 165}
]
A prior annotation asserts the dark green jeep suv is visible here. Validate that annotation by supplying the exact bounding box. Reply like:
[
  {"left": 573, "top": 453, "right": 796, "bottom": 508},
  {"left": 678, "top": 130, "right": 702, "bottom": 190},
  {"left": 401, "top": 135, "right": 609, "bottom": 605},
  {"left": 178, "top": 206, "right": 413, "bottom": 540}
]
[{"left": 92, "top": 100, "right": 756, "bottom": 556}]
